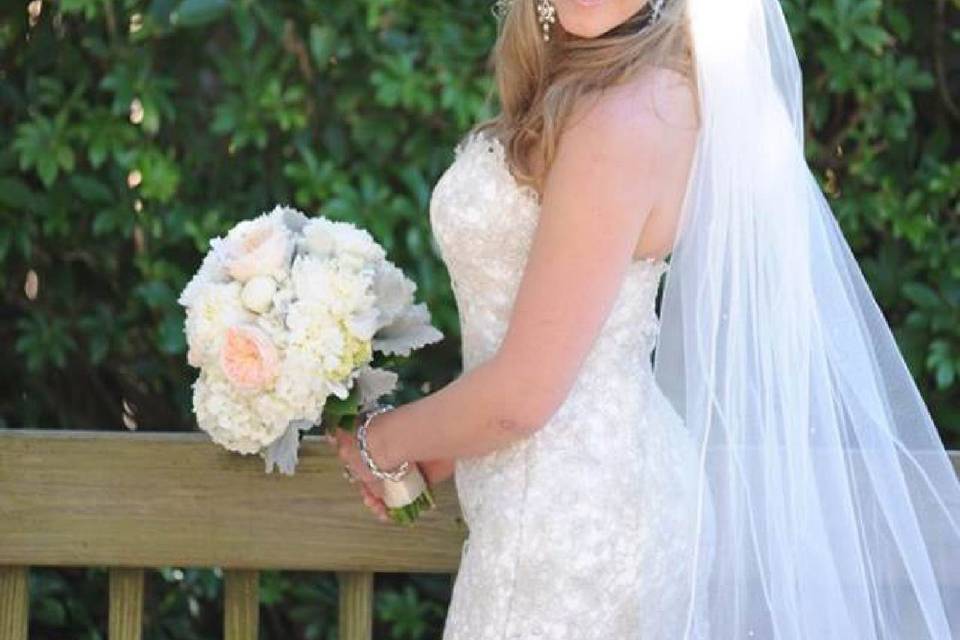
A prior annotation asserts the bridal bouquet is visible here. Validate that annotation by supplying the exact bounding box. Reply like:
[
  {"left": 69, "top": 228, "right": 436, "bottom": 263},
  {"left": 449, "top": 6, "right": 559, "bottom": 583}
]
[{"left": 178, "top": 204, "right": 443, "bottom": 524}]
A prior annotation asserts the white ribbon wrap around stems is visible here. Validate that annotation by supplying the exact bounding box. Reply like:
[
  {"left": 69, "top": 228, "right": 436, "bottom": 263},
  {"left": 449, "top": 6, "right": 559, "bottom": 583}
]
[
  {"left": 381, "top": 468, "right": 428, "bottom": 509},
  {"left": 654, "top": 0, "right": 960, "bottom": 637}
]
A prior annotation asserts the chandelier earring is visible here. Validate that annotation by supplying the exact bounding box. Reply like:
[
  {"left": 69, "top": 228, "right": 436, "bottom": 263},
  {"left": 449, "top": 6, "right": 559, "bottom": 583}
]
[
  {"left": 536, "top": 0, "right": 557, "bottom": 42},
  {"left": 494, "top": 0, "right": 666, "bottom": 39},
  {"left": 650, "top": 0, "right": 666, "bottom": 22}
]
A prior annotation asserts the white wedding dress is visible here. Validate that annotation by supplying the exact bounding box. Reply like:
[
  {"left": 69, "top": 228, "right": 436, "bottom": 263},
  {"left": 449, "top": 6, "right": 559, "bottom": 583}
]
[{"left": 429, "top": 129, "right": 711, "bottom": 639}]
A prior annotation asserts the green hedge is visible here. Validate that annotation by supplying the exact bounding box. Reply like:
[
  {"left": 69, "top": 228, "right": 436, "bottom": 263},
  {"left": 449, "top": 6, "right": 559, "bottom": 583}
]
[
  {"left": 1, "top": 0, "right": 958, "bottom": 637},
  {"left": 2, "top": 0, "right": 500, "bottom": 433},
  {"left": 2, "top": 0, "right": 958, "bottom": 437}
]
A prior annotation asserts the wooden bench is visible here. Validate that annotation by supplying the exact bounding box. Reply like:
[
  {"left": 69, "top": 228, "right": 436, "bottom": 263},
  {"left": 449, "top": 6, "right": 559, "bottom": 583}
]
[
  {"left": 0, "top": 429, "right": 467, "bottom": 640},
  {"left": 2, "top": 429, "right": 958, "bottom": 639}
]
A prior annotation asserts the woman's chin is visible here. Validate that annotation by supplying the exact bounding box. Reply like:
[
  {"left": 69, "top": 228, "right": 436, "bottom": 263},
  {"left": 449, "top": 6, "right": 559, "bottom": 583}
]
[
  {"left": 558, "top": 20, "right": 610, "bottom": 39},
  {"left": 557, "top": 13, "right": 609, "bottom": 38},
  {"left": 557, "top": 0, "right": 632, "bottom": 38}
]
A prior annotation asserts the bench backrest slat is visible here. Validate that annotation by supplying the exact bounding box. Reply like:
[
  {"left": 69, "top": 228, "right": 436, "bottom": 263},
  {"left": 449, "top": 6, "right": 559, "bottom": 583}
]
[
  {"left": 224, "top": 570, "right": 260, "bottom": 640},
  {"left": 0, "top": 429, "right": 466, "bottom": 572},
  {"left": 338, "top": 571, "right": 375, "bottom": 640},
  {"left": 109, "top": 568, "right": 144, "bottom": 640},
  {"left": 0, "top": 566, "right": 28, "bottom": 640}
]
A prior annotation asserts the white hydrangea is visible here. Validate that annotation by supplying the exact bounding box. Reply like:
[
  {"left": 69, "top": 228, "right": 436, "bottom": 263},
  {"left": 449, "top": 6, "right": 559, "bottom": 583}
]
[
  {"left": 301, "top": 216, "right": 386, "bottom": 267},
  {"left": 289, "top": 253, "right": 382, "bottom": 344},
  {"left": 285, "top": 297, "right": 373, "bottom": 396},
  {"left": 179, "top": 206, "right": 444, "bottom": 474},
  {"left": 178, "top": 246, "right": 229, "bottom": 308},
  {"left": 192, "top": 367, "right": 288, "bottom": 454},
  {"left": 273, "top": 349, "right": 329, "bottom": 420},
  {"left": 251, "top": 391, "right": 303, "bottom": 439}
]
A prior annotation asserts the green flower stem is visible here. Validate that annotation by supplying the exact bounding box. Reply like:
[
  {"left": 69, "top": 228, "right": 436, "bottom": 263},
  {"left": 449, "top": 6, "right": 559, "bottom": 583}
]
[{"left": 387, "top": 485, "right": 438, "bottom": 526}]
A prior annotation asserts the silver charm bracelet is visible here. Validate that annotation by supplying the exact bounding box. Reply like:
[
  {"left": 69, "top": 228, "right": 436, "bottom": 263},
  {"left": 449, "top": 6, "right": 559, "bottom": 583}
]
[{"left": 357, "top": 403, "right": 410, "bottom": 482}]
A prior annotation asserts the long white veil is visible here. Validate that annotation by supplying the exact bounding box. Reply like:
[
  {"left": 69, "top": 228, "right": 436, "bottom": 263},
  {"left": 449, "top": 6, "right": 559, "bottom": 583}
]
[{"left": 654, "top": 0, "right": 960, "bottom": 637}]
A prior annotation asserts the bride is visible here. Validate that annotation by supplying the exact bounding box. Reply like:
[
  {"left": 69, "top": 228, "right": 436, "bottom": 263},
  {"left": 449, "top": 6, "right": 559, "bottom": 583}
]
[{"left": 332, "top": 0, "right": 960, "bottom": 637}]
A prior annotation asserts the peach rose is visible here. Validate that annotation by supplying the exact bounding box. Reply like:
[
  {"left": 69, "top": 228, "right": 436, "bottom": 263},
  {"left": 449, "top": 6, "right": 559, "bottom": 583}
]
[
  {"left": 219, "top": 324, "right": 280, "bottom": 391},
  {"left": 221, "top": 216, "right": 292, "bottom": 282}
]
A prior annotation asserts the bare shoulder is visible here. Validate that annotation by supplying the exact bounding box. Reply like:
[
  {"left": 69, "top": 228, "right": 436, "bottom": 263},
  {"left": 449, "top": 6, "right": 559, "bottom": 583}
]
[
  {"left": 561, "top": 65, "right": 699, "bottom": 152},
  {"left": 540, "top": 66, "right": 700, "bottom": 214}
]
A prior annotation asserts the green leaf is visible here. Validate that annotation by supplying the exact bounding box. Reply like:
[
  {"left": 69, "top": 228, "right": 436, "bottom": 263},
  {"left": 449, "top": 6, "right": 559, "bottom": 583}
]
[
  {"left": 321, "top": 386, "right": 362, "bottom": 432},
  {"left": 135, "top": 280, "right": 176, "bottom": 309},
  {"left": 69, "top": 175, "right": 113, "bottom": 203},
  {"left": 935, "top": 362, "right": 956, "bottom": 389},
  {"left": 15, "top": 314, "right": 77, "bottom": 373},
  {"left": 135, "top": 148, "right": 181, "bottom": 203},
  {"left": 13, "top": 116, "right": 75, "bottom": 187},
  {"left": 37, "top": 156, "right": 59, "bottom": 187},
  {"left": 59, "top": 0, "right": 101, "bottom": 19},
  {"left": 902, "top": 282, "right": 941, "bottom": 309},
  {"left": 309, "top": 25, "right": 336, "bottom": 69},
  {"left": 157, "top": 312, "right": 186, "bottom": 355},
  {"left": 56, "top": 146, "right": 75, "bottom": 172},
  {"left": 0, "top": 177, "right": 40, "bottom": 211},
  {"left": 172, "top": 0, "right": 230, "bottom": 28},
  {"left": 32, "top": 597, "right": 67, "bottom": 625},
  {"left": 853, "top": 25, "right": 890, "bottom": 53}
]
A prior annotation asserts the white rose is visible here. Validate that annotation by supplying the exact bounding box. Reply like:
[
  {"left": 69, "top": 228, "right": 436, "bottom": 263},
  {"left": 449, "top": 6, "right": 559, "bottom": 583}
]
[
  {"left": 221, "top": 214, "right": 293, "bottom": 282},
  {"left": 241, "top": 275, "right": 277, "bottom": 313}
]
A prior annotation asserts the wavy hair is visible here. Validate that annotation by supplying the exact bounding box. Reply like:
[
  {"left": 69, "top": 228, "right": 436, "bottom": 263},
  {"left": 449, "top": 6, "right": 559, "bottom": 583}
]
[{"left": 473, "top": 0, "right": 695, "bottom": 195}]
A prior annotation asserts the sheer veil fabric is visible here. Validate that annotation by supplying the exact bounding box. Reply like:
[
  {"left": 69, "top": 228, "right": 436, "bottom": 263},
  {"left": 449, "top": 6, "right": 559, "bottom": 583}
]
[{"left": 653, "top": 0, "right": 960, "bottom": 637}]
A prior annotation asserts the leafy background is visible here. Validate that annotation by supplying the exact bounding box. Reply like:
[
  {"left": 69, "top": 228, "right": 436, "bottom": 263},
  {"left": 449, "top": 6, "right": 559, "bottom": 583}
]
[{"left": 1, "top": 0, "right": 958, "bottom": 637}]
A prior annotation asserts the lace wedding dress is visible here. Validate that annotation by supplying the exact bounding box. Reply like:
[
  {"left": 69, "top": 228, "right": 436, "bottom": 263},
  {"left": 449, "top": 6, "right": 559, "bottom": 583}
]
[{"left": 429, "top": 129, "right": 711, "bottom": 640}]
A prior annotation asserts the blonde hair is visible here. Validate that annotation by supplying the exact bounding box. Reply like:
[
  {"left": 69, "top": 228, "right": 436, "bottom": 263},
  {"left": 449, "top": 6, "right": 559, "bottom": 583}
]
[{"left": 473, "top": 0, "right": 695, "bottom": 195}]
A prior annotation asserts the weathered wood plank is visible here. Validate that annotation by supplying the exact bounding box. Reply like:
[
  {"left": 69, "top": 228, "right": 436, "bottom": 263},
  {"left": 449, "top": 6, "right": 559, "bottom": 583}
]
[
  {"left": 0, "top": 566, "right": 29, "bottom": 640},
  {"left": 224, "top": 570, "right": 259, "bottom": 640},
  {"left": 109, "top": 568, "right": 144, "bottom": 640},
  {"left": 0, "top": 429, "right": 467, "bottom": 572},
  {"left": 2, "top": 429, "right": 958, "bottom": 577},
  {"left": 338, "top": 571, "right": 374, "bottom": 640}
]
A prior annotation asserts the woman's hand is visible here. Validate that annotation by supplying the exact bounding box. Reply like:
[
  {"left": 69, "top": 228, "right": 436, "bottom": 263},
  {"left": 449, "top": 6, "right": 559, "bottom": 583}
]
[
  {"left": 329, "top": 427, "right": 393, "bottom": 522},
  {"left": 332, "top": 426, "right": 383, "bottom": 491},
  {"left": 328, "top": 420, "right": 456, "bottom": 522}
]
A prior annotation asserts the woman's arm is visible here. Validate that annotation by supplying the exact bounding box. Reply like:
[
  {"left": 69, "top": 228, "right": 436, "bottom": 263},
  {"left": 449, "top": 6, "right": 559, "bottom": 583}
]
[{"left": 362, "top": 71, "right": 697, "bottom": 473}]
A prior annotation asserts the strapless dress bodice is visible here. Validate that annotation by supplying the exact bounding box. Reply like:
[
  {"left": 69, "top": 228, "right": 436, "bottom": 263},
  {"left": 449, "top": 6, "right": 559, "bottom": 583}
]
[{"left": 428, "top": 129, "right": 668, "bottom": 376}]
